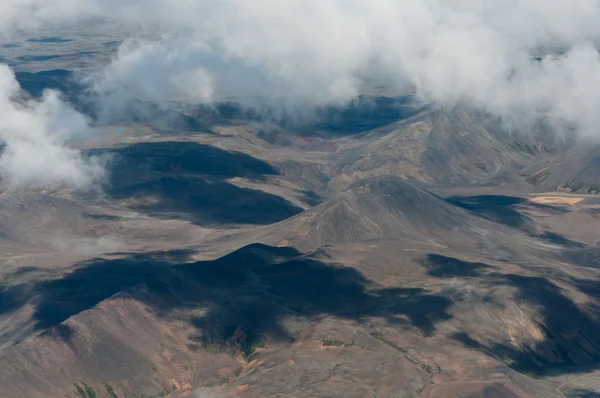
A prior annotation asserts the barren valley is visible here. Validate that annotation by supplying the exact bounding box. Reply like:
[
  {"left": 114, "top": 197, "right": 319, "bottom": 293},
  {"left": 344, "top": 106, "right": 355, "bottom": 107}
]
[{"left": 2, "top": 19, "right": 600, "bottom": 397}]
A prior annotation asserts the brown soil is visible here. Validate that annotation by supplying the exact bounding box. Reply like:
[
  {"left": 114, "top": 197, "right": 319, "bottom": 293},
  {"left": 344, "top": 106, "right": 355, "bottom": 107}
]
[{"left": 528, "top": 196, "right": 585, "bottom": 205}]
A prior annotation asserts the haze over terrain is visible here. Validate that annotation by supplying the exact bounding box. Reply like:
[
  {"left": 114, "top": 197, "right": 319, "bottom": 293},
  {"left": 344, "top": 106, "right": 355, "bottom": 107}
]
[
  {"left": 2, "top": 1, "right": 600, "bottom": 397},
  {"left": 2, "top": 0, "right": 600, "bottom": 189}
]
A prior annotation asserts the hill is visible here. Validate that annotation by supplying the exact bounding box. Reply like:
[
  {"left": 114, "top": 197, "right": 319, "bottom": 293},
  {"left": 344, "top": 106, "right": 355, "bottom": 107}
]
[
  {"left": 519, "top": 143, "right": 600, "bottom": 193},
  {"left": 0, "top": 193, "right": 96, "bottom": 248},
  {"left": 253, "top": 176, "right": 536, "bottom": 260},
  {"left": 328, "top": 107, "right": 544, "bottom": 191}
]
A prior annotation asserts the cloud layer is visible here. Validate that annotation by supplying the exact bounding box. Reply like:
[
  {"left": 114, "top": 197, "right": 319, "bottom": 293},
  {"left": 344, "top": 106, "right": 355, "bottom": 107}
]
[
  {"left": 3, "top": 0, "right": 600, "bottom": 189},
  {"left": 5, "top": 1, "right": 600, "bottom": 120},
  {"left": 55, "top": 1, "right": 600, "bottom": 136}
]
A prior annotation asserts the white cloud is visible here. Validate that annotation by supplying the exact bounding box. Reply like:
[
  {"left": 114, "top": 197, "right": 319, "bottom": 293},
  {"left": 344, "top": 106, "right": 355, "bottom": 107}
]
[
  {"left": 4, "top": 0, "right": 600, "bottom": 136},
  {"left": 0, "top": 64, "right": 105, "bottom": 190}
]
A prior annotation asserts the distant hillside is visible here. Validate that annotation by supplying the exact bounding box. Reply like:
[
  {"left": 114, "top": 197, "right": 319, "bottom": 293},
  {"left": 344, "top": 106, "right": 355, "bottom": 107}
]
[
  {"left": 520, "top": 143, "right": 600, "bottom": 193},
  {"left": 0, "top": 193, "right": 93, "bottom": 247},
  {"left": 252, "top": 176, "right": 536, "bottom": 259},
  {"left": 328, "top": 107, "right": 546, "bottom": 191}
]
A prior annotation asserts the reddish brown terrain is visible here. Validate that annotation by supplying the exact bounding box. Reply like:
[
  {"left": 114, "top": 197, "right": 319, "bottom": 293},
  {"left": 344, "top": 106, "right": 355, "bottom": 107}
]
[{"left": 1, "top": 72, "right": 600, "bottom": 397}]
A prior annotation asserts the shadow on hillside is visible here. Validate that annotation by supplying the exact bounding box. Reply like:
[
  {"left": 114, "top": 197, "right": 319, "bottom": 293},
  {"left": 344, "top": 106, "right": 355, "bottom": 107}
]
[
  {"left": 0, "top": 285, "right": 26, "bottom": 317},
  {"left": 539, "top": 231, "right": 586, "bottom": 249},
  {"left": 445, "top": 196, "right": 581, "bottom": 251},
  {"left": 193, "top": 96, "right": 423, "bottom": 135},
  {"left": 565, "top": 388, "right": 600, "bottom": 397},
  {"left": 423, "top": 254, "right": 493, "bottom": 278},
  {"left": 309, "top": 96, "right": 422, "bottom": 134},
  {"left": 24, "top": 244, "right": 452, "bottom": 345},
  {"left": 423, "top": 253, "right": 600, "bottom": 377},
  {"left": 87, "top": 141, "right": 305, "bottom": 225},
  {"left": 445, "top": 195, "right": 533, "bottom": 231},
  {"left": 566, "top": 248, "right": 600, "bottom": 269}
]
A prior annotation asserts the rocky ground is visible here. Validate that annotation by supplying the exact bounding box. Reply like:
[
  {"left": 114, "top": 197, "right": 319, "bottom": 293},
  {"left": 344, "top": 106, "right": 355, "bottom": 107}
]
[{"left": 1, "top": 67, "right": 600, "bottom": 397}]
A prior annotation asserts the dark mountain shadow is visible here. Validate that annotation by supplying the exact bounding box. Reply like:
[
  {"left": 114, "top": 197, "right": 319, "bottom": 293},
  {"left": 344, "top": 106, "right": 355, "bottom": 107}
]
[
  {"left": 565, "top": 248, "right": 600, "bottom": 269},
  {"left": 39, "top": 324, "right": 75, "bottom": 343},
  {"left": 14, "top": 69, "right": 95, "bottom": 117},
  {"left": 495, "top": 274, "right": 600, "bottom": 375},
  {"left": 95, "top": 141, "right": 279, "bottom": 179},
  {"left": 447, "top": 195, "right": 526, "bottom": 207},
  {"left": 109, "top": 175, "right": 303, "bottom": 225},
  {"left": 15, "top": 69, "right": 81, "bottom": 98},
  {"left": 88, "top": 141, "right": 304, "bottom": 225},
  {"left": 423, "top": 254, "right": 493, "bottom": 278},
  {"left": 26, "top": 244, "right": 452, "bottom": 345},
  {"left": 27, "top": 36, "right": 72, "bottom": 43},
  {"left": 31, "top": 250, "right": 192, "bottom": 330},
  {"left": 309, "top": 96, "right": 422, "bottom": 134},
  {"left": 445, "top": 195, "right": 533, "bottom": 231},
  {"left": 425, "top": 254, "right": 600, "bottom": 377},
  {"left": 16, "top": 54, "right": 64, "bottom": 62},
  {"left": 565, "top": 388, "right": 600, "bottom": 397},
  {"left": 0, "top": 284, "right": 27, "bottom": 317},
  {"left": 191, "top": 96, "right": 423, "bottom": 136},
  {"left": 539, "top": 232, "right": 586, "bottom": 249},
  {"left": 17, "top": 53, "right": 96, "bottom": 63},
  {"left": 15, "top": 69, "right": 104, "bottom": 121},
  {"left": 83, "top": 213, "right": 123, "bottom": 221},
  {"left": 300, "top": 189, "right": 323, "bottom": 207},
  {"left": 572, "top": 277, "right": 600, "bottom": 299},
  {"left": 445, "top": 195, "right": 573, "bottom": 241}
]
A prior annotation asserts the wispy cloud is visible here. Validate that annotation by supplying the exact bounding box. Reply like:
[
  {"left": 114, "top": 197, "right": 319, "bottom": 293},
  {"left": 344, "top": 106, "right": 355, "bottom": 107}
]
[
  {"left": 2, "top": 0, "right": 600, "bottom": 189},
  {"left": 0, "top": 64, "right": 105, "bottom": 190}
]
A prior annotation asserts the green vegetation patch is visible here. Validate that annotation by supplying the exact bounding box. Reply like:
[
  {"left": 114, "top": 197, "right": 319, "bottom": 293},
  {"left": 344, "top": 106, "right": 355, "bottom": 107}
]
[
  {"left": 72, "top": 383, "right": 97, "bottom": 398},
  {"left": 322, "top": 339, "right": 345, "bottom": 347},
  {"left": 105, "top": 384, "right": 118, "bottom": 398}
]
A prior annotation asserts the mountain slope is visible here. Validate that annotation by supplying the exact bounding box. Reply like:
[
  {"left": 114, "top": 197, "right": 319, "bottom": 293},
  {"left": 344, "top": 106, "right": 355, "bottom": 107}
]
[
  {"left": 519, "top": 143, "right": 600, "bottom": 193},
  {"left": 329, "top": 107, "right": 539, "bottom": 191},
  {"left": 253, "top": 176, "right": 538, "bottom": 259},
  {"left": 0, "top": 193, "right": 95, "bottom": 247}
]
